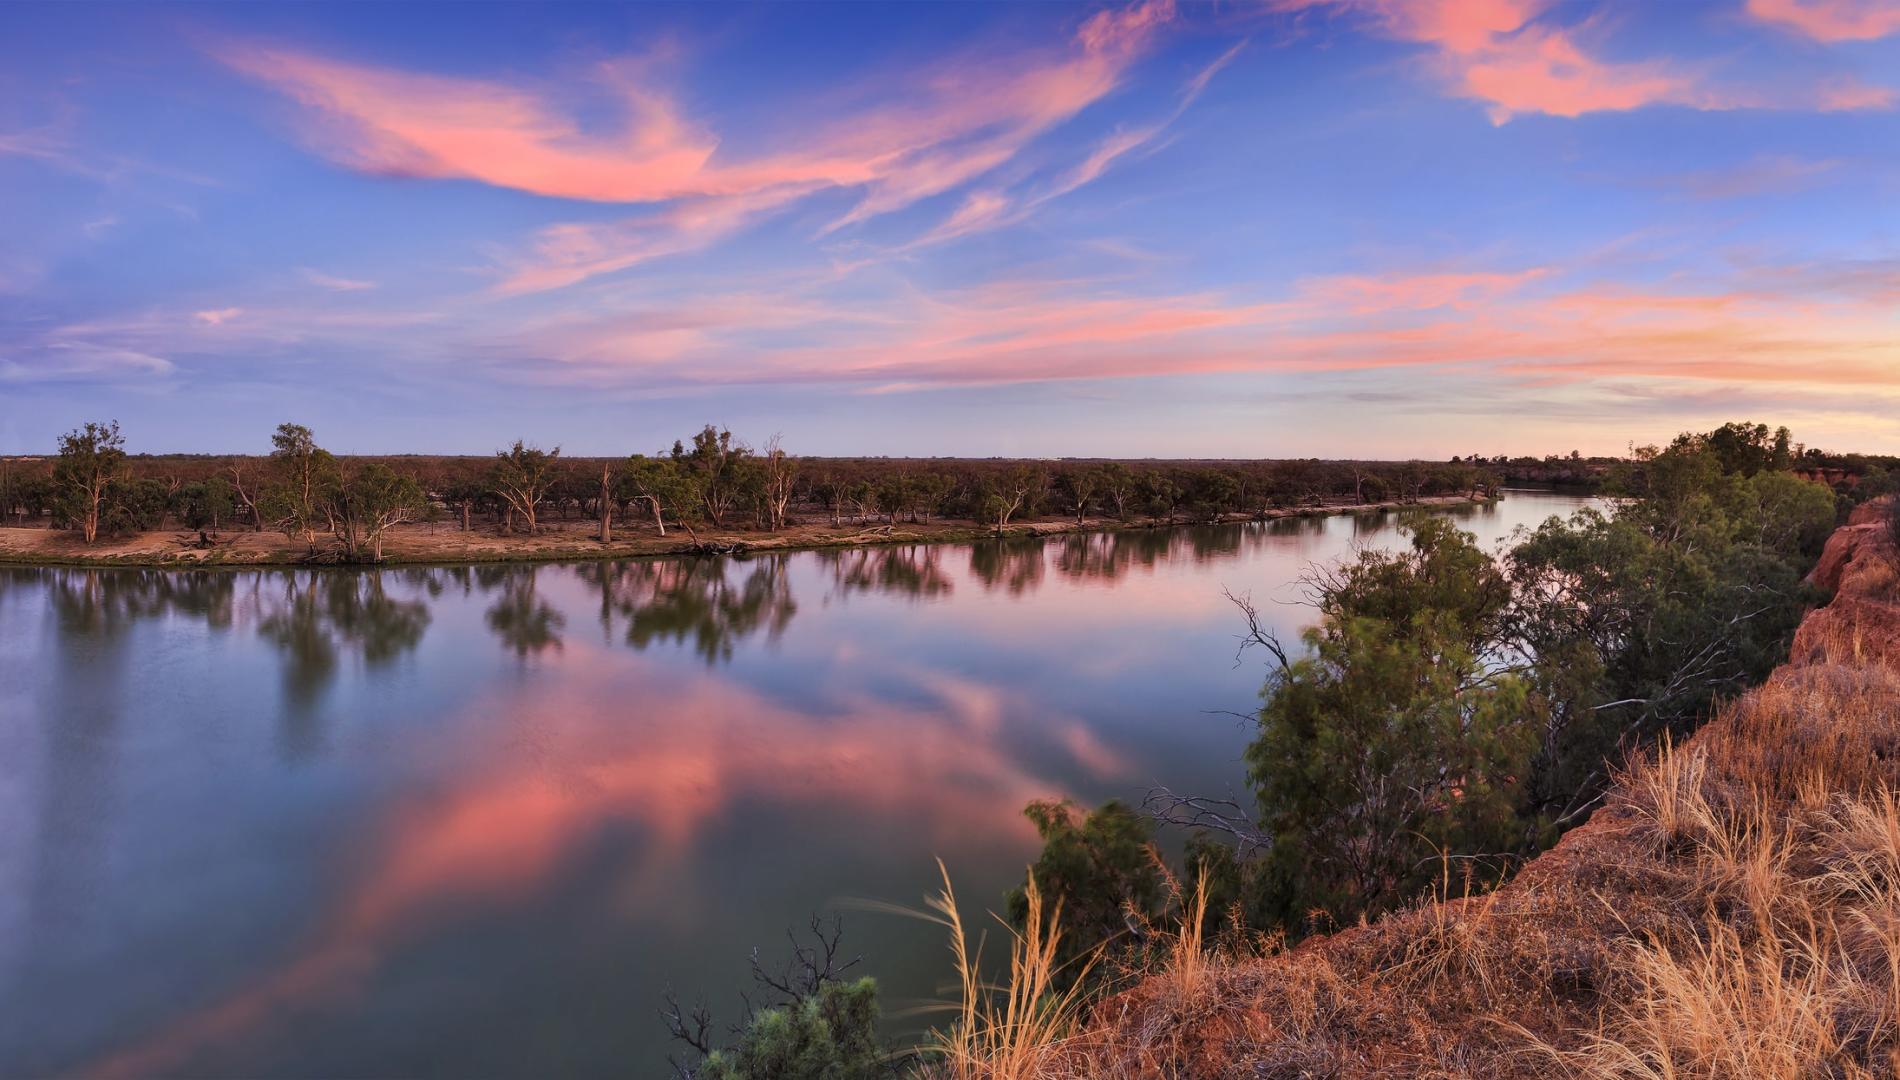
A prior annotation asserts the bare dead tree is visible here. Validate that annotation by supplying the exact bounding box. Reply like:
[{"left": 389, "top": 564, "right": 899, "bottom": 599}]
[
  {"left": 746, "top": 914, "right": 860, "bottom": 1006},
  {"left": 661, "top": 990, "right": 715, "bottom": 1080},
  {"left": 662, "top": 914, "right": 893, "bottom": 1080},
  {"left": 228, "top": 463, "right": 263, "bottom": 531},
  {"left": 1143, "top": 787, "right": 1272, "bottom": 855},
  {"left": 1224, "top": 587, "right": 1293, "bottom": 674},
  {"left": 597, "top": 460, "right": 614, "bottom": 543},
  {"left": 759, "top": 434, "right": 797, "bottom": 532}
]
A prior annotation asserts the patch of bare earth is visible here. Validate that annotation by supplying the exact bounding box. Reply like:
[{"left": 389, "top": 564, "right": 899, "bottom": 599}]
[{"left": 0, "top": 495, "right": 1485, "bottom": 568}]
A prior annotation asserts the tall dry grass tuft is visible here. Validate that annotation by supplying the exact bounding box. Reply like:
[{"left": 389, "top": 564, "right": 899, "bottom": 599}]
[
  {"left": 920, "top": 860, "right": 1098, "bottom": 1080},
  {"left": 1532, "top": 763, "right": 1900, "bottom": 1079}
]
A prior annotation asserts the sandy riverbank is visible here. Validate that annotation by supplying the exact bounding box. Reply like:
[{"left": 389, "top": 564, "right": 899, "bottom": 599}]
[{"left": 0, "top": 494, "right": 1491, "bottom": 568}]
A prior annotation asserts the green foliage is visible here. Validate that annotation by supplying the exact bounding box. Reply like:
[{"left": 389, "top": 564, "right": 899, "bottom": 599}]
[
  {"left": 672, "top": 426, "right": 755, "bottom": 527},
  {"left": 1007, "top": 800, "right": 1165, "bottom": 978},
  {"left": 491, "top": 440, "right": 559, "bottom": 533},
  {"left": 52, "top": 420, "right": 130, "bottom": 542},
  {"left": 329, "top": 462, "right": 426, "bottom": 561},
  {"left": 1513, "top": 440, "right": 1833, "bottom": 818},
  {"left": 106, "top": 478, "right": 170, "bottom": 534},
  {"left": 699, "top": 978, "right": 884, "bottom": 1080},
  {"left": 1015, "top": 421, "right": 1837, "bottom": 953},
  {"left": 1244, "top": 519, "right": 1537, "bottom": 926},
  {"left": 261, "top": 422, "right": 338, "bottom": 545},
  {"left": 624, "top": 454, "right": 700, "bottom": 535},
  {"left": 172, "top": 477, "right": 235, "bottom": 531}
]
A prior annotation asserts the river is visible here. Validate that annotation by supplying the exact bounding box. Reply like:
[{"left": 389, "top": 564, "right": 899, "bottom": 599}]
[{"left": 0, "top": 490, "right": 1595, "bottom": 1077}]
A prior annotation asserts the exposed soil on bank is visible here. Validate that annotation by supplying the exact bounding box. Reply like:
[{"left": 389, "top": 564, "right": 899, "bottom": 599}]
[{"left": 0, "top": 494, "right": 1489, "bottom": 569}]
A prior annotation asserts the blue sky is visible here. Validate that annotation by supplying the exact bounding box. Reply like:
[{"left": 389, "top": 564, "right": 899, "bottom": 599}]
[{"left": 2, "top": 0, "right": 1898, "bottom": 457}]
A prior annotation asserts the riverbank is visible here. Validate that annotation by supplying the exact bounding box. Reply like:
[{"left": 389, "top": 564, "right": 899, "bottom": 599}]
[
  {"left": 0, "top": 493, "right": 1492, "bottom": 568},
  {"left": 1047, "top": 506, "right": 1900, "bottom": 1078}
]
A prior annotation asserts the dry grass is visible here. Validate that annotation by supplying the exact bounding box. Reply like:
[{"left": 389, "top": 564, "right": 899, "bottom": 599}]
[
  {"left": 976, "top": 511, "right": 1900, "bottom": 1080},
  {"left": 915, "top": 861, "right": 1100, "bottom": 1080}
]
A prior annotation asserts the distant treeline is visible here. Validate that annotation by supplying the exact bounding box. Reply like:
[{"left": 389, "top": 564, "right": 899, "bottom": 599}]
[
  {"left": 4, "top": 419, "right": 1893, "bottom": 560},
  {"left": 1, "top": 421, "right": 1509, "bottom": 556}
]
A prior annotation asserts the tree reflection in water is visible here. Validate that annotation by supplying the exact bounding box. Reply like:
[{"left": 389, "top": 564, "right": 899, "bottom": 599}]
[
  {"left": 578, "top": 555, "right": 797, "bottom": 664},
  {"left": 29, "top": 568, "right": 240, "bottom": 639},
  {"left": 480, "top": 566, "right": 566, "bottom": 659},
  {"left": 256, "top": 572, "right": 431, "bottom": 757},
  {"left": 968, "top": 538, "right": 1045, "bottom": 595},
  {"left": 817, "top": 544, "right": 952, "bottom": 601}
]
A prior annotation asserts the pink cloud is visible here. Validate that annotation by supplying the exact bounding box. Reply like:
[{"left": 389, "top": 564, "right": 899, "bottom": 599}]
[
  {"left": 905, "top": 38, "right": 1244, "bottom": 251},
  {"left": 223, "top": 2, "right": 1178, "bottom": 293},
  {"left": 79, "top": 641, "right": 1084, "bottom": 1080},
  {"left": 1817, "top": 76, "right": 1898, "bottom": 109},
  {"left": 218, "top": 47, "right": 722, "bottom": 203},
  {"left": 1747, "top": 0, "right": 1900, "bottom": 41},
  {"left": 1274, "top": 0, "right": 1890, "bottom": 122},
  {"left": 493, "top": 259, "right": 1900, "bottom": 399}
]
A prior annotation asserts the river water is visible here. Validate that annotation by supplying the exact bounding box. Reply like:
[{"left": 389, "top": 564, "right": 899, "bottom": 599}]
[{"left": 0, "top": 490, "right": 1594, "bottom": 1077}]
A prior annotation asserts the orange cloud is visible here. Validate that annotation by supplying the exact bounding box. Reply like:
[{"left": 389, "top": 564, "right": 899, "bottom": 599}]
[{"left": 1747, "top": 0, "right": 1900, "bottom": 41}]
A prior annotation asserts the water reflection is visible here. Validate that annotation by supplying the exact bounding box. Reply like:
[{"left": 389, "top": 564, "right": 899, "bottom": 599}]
[
  {"left": 969, "top": 539, "right": 1045, "bottom": 595},
  {"left": 483, "top": 566, "right": 566, "bottom": 659},
  {"left": 580, "top": 556, "right": 797, "bottom": 664},
  {"left": 0, "top": 494, "right": 1598, "bottom": 1078},
  {"left": 818, "top": 544, "right": 953, "bottom": 600},
  {"left": 259, "top": 573, "right": 431, "bottom": 702},
  {"left": 29, "top": 567, "right": 240, "bottom": 637}
]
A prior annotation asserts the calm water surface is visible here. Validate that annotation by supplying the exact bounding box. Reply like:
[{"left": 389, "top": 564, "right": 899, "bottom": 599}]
[{"left": 0, "top": 491, "right": 1594, "bottom": 1077}]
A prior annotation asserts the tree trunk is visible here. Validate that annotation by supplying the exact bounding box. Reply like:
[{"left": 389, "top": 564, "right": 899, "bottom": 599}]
[
  {"left": 598, "top": 463, "right": 613, "bottom": 543},
  {"left": 648, "top": 498, "right": 666, "bottom": 537}
]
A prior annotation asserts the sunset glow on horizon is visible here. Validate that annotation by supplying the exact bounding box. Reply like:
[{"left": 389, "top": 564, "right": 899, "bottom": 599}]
[{"left": 3, "top": 0, "right": 1898, "bottom": 457}]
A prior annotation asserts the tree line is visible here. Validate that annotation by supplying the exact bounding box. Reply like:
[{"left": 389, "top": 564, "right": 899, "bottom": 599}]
[{"left": 0, "top": 421, "right": 1515, "bottom": 557}]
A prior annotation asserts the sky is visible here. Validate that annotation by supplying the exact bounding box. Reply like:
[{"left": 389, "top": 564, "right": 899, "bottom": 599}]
[{"left": 1, "top": 0, "right": 1898, "bottom": 459}]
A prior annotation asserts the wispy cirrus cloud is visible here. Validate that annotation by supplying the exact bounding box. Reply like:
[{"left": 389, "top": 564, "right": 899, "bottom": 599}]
[
  {"left": 1662, "top": 153, "right": 1840, "bottom": 199},
  {"left": 909, "top": 39, "right": 1246, "bottom": 250},
  {"left": 486, "top": 257, "right": 1900, "bottom": 400},
  {"left": 221, "top": 1, "right": 1180, "bottom": 294},
  {"left": 301, "top": 268, "right": 377, "bottom": 291}
]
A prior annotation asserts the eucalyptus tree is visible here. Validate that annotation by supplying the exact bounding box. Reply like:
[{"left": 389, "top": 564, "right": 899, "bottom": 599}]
[
  {"left": 1057, "top": 466, "right": 1101, "bottom": 524},
  {"left": 172, "top": 477, "right": 235, "bottom": 532},
  {"left": 263, "top": 423, "right": 337, "bottom": 550},
  {"left": 329, "top": 462, "right": 426, "bottom": 562},
  {"left": 757, "top": 435, "right": 798, "bottom": 532},
  {"left": 624, "top": 454, "right": 697, "bottom": 537},
  {"left": 596, "top": 460, "right": 617, "bottom": 543},
  {"left": 671, "top": 426, "right": 753, "bottom": 527},
  {"left": 492, "top": 440, "right": 559, "bottom": 534},
  {"left": 53, "top": 421, "right": 129, "bottom": 544}
]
